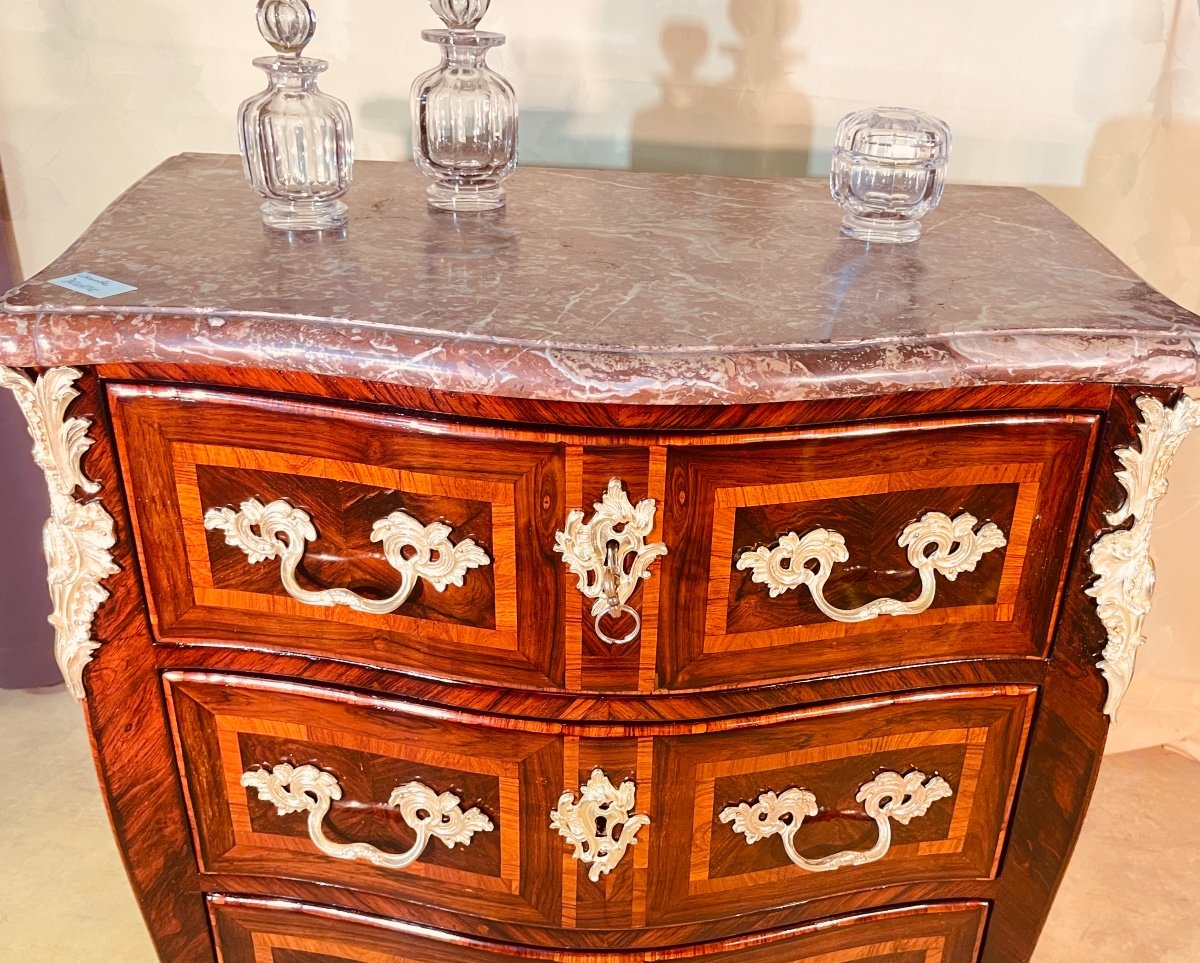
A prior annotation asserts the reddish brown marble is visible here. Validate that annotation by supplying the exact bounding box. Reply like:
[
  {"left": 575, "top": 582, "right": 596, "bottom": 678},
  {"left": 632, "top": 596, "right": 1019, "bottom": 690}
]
[{"left": 3, "top": 153, "right": 1199, "bottom": 403}]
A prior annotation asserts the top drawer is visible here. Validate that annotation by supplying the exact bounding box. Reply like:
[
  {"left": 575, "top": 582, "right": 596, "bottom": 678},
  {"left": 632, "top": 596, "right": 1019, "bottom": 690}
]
[
  {"left": 658, "top": 412, "right": 1097, "bottom": 688},
  {"left": 110, "top": 385, "right": 1095, "bottom": 693},
  {"left": 111, "top": 385, "right": 567, "bottom": 689}
]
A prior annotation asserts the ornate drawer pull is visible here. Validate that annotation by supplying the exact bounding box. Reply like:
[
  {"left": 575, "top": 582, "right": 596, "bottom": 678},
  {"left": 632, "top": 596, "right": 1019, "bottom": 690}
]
[
  {"left": 554, "top": 479, "right": 668, "bottom": 645},
  {"left": 204, "top": 497, "right": 490, "bottom": 616},
  {"left": 551, "top": 769, "right": 650, "bottom": 881},
  {"left": 736, "top": 511, "right": 1006, "bottom": 624},
  {"left": 720, "top": 770, "right": 952, "bottom": 873},
  {"left": 241, "top": 763, "right": 493, "bottom": 870}
]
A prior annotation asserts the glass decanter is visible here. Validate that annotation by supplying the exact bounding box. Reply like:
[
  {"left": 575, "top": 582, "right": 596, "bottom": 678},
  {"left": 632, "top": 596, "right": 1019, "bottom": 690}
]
[
  {"left": 238, "top": 0, "right": 354, "bottom": 231},
  {"left": 830, "top": 107, "right": 952, "bottom": 244},
  {"left": 411, "top": 0, "right": 518, "bottom": 212}
]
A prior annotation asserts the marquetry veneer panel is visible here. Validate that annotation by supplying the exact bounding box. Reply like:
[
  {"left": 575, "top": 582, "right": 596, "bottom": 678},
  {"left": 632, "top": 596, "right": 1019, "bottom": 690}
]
[
  {"left": 210, "top": 896, "right": 988, "bottom": 962},
  {"left": 165, "top": 673, "right": 563, "bottom": 927},
  {"left": 658, "top": 414, "right": 1096, "bottom": 688},
  {"left": 645, "top": 686, "right": 1036, "bottom": 926},
  {"left": 167, "top": 672, "right": 1029, "bottom": 934},
  {"left": 109, "top": 385, "right": 567, "bottom": 689},
  {"left": 112, "top": 384, "right": 1094, "bottom": 696}
]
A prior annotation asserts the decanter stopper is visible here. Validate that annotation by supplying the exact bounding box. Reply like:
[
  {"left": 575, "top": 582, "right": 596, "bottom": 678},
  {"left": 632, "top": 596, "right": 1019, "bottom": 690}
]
[
  {"left": 429, "top": 0, "right": 491, "bottom": 30},
  {"left": 258, "top": 0, "right": 316, "bottom": 54},
  {"left": 411, "top": 0, "right": 518, "bottom": 212},
  {"left": 237, "top": 0, "right": 354, "bottom": 231}
]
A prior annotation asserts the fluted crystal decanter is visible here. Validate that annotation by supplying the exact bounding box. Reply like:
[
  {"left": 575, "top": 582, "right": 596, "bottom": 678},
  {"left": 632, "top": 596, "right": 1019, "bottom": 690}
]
[
  {"left": 411, "top": 0, "right": 518, "bottom": 212},
  {"left": 238, "top": 0, "right": 354, "bottom": 230}
]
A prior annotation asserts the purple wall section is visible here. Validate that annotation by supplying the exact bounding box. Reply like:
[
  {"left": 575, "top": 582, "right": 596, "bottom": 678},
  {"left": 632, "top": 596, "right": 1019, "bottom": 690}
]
[
  {"left": 0, "top": 393, "right": 58, "bottom": 687},
  {"left": 1, "top": 158, "right": 14, "bottom": 294},
  {"left": 1, "top": 167, "right": 59, "bottom": 688}
]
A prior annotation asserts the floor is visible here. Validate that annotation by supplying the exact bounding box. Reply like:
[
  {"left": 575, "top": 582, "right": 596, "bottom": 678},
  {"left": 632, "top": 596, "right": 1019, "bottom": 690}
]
[{"left": 1, "top": 686, "right": 1198, "bottom": 962}]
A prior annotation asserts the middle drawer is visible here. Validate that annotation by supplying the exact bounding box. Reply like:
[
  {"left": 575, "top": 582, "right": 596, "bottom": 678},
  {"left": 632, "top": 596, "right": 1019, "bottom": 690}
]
[{"left": 165, "top": 672, "right": 1035, "bottom": 932}]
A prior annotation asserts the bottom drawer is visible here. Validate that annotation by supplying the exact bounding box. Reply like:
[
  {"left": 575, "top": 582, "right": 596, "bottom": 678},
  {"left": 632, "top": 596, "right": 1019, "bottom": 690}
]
[{"left": 209, "top": 896, "right": 988, "bottom": 961}]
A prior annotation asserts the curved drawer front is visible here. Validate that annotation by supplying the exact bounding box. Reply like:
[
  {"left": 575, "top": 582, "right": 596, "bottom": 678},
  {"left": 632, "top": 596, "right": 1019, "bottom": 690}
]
[
  {"left": 658, "top": 414, "right": 1096, "bottom": 688},
  {"left": 210, "top": 896, "right": 988, "bottom": 961},
  {"left": 165, "top": 672, "right": 565, "bottom": 928},
  {"left": 111, "top": 385, "right": 567, "bottom": 689},
  {"left": 116, "top": 384, "right": 1093, "bottom": 693},
  {"left": 645, "top": 686, "right": 1034, "bottom": 926},
  {"left": 166, "top": 673, "right": 1033, "bottom": 931}
]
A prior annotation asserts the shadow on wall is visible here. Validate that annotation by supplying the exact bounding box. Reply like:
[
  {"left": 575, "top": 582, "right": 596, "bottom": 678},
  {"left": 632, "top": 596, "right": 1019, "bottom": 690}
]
[
  {"left": 376, "top": 0, "right": 816, "bottom": 179},
  {"left": 0, "top": 153, "right": 17, "bottom": 291},
  {"left": 1039, "top": 73, "right": 1200, "bottom": 313},
  {"left": 1070, "top": 116, "right": 1200, "bottom": 311},
  {"left": 630, "top": 0, "right": 813, "bottom": 177},
  {"left": 1039, "top": 0, "right": 1200, "bottom": 314}
]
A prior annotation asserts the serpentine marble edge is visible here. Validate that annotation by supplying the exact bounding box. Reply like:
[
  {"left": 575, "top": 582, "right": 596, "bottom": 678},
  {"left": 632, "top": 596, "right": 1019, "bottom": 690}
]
[{"left": 2, "top": 153, "right": 1200, "bottom": 405}]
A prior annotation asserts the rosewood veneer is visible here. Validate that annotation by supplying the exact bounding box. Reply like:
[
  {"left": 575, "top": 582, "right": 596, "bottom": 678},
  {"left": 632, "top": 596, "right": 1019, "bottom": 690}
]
[{"left": 3, "top": 155, "right": 1199, "bottom": 962}]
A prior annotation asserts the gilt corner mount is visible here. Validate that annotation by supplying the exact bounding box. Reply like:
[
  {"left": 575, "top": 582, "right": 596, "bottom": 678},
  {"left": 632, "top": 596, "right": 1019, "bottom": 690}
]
[
  {"left": 1087, "top": 394, "right": 1200, "bottom": 721},
  {"left": 0, "top": 366, "right": 119, "bottom": 699}
]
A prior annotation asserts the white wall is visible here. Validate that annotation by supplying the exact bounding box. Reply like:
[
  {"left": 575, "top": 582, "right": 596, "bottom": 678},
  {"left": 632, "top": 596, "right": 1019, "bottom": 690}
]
[
  {"left": 0, "top": 0, "right": 1197, "bottom": 750},
  {"left": 1, "top": 0, "right": 1187, "bottom": 273}
]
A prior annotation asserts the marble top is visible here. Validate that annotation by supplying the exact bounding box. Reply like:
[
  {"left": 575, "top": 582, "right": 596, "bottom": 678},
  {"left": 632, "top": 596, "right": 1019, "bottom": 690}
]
[{"left": 3, "top": 152, "right": 1199, "bottom": 405}]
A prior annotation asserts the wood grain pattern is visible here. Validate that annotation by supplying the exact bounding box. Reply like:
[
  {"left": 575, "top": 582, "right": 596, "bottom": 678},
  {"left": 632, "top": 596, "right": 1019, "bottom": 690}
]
[
  {"left": 192, "top": 462, "right": 501, "bottom": 631},
  {"left": 110, "top": 383, "right": 1095, "bottom": 697},
  {"left": 578, "top": 446, "right": 650, "bottom": 693},
  {"left": 165, "top": 672, "right": 563, "bottom": 928},
  {"left": 165, "top": 669, "right": 1028, "bottom": 941},
  {"left": 647, "top": 686, "right": 1035, "bottom": 927},
  {"left": 109, "top": 384, "right": 568, "bottom": 689},
  {"left": 209, "top": 896, "right": 987, "bottom": 962},
  {"left": 51, "top": 370, "right": 215, "bottom": 962},
  {"left": 567, "top": 736, "right": 642, "bottom": 930},
  {"left": 95, "top": 362, "right": 1116, "bottom": 431},
  {"left": 56, "top": 367, "right": 1151, "bottom": 963},
  {"left": 978, "top": 383, "right": 1179, "bottom": 962},
  {"left": 660, "top": 414, "right": 1096, "bottom": 689},
  {"left": 715, "top": 477, "right": 1027, "bottom": 636}
]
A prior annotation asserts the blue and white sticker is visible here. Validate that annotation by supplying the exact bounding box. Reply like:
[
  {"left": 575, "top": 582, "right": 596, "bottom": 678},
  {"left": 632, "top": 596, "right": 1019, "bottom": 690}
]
[{"left": 48, "top": 272, "right": 138, "bottom": 299}]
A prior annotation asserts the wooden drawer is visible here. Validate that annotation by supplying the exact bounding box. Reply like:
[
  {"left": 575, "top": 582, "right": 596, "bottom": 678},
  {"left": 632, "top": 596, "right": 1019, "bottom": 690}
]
[
  {"left": 210, "top": 895, "right": 988, "bottom": 961},
  {"left": 111, "top": 385, "right": 568, "bottom": 689},
  {"left": 166, "top": 672, "right": 565, "bottom": 928},
  {"left": 165, "top": 673, "right": 1033, "bottom": 931},
  {"left": 657, "top": 413, "right": 1096, "bottom": 688},
  {"left": 114, "top": 385, "right": 1093, "bottom": 694},
  {"left": 645, "top": 685, "right": 1034, "bottom": 926}
]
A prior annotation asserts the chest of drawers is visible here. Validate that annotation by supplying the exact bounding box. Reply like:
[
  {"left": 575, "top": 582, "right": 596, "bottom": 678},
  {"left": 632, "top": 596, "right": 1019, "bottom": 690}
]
[{"left": 4, "top": 155, "right": 1200, "bottom": 961}]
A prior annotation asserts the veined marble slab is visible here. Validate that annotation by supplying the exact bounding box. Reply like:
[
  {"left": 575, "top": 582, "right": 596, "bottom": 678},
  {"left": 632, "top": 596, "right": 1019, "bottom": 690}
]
[{"left": 3, "top": 153, "right": 1199, "bottom": 404}]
